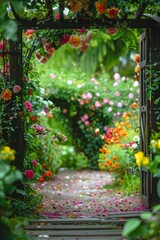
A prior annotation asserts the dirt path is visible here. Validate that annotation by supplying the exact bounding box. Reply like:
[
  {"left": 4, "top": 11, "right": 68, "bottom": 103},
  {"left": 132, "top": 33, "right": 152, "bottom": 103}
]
[{"left": 33, "top": 169, "right": 146, "bottom": 219}]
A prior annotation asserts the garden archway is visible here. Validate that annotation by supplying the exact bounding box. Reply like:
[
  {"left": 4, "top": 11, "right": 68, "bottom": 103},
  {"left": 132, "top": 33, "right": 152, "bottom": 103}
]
[{"left": 1, "top": 1, "right": 160, "bottom": 209}]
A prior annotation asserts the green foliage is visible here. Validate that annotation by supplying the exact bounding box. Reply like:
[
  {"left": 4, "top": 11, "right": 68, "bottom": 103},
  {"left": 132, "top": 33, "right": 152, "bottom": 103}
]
[
  {"left": 123, "top": 135, "right": 160, "bottom": 239},
  {"left": 60, "top": 146, "right": 89, "bottom": 170},
  {"left": 0, "top": 147, "right": 29, "bottom": 240},
  {"left": 119, "top": 172, "right": 140, "bottom": 196}
]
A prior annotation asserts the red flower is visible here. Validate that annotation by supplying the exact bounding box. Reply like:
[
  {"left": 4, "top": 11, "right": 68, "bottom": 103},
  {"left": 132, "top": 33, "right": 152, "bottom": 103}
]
[
  {"left": 38, "top": 176, "right": 45, "bottom": 182},
  {"left": 25, "top": 169, "right": 34, "bottom": 179},
  {"left": 25, "top": 29, "right": 35, "bottom": 39},
  {"left": 95, "top": 0, "right": 107, "bottom": 14},
  {"left": 61, "top": 34, "right": 70, "bottom": 45},
  {"left": 30, "top": 115, "right": 38, "bottom": 122},
  {"left": 43, "top": 171, "right": 52, "bottom": 178},
  {"left": 107, "top": 8, "right": 119, "bottom": 18}
]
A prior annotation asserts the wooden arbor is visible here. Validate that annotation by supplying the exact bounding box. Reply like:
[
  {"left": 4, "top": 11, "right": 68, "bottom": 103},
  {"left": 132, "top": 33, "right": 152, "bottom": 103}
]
[{"left": 4, "top": 1, "right": 160, "bottom": 208}]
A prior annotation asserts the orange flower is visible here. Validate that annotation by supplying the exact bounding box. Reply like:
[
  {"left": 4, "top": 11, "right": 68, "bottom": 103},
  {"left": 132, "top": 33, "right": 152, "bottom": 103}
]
[
  {"left": 38, "top": 176, "right": 45, "bottom": 182},
  {"left": 43, "top": 170, "right": 52, "bottom": 178},
  {"left": 1, "top": 89, "right": 12, "bottom": 101},
  {"left": 69, "top": 35, "right": 81, "bottom": 47},
  {"left": 48, "top": 113, "right": 54, "bottom": 118},
  {"left": 112, "top": 156, "right": 118, "bottom": 161},
  {"left": 104, "top": 162, "right": 109, "bottom": 167},
  {"left": 130, "top": 102, "right": 138, "bottom": 109},
  {"left": 135, "top": 64, "right": 140, "bottom": 74},
  {"left": 95, "top": 0, "right": 107, "bottom": 14},
  {"left": 107, "top": 8, "right": 118, "bottom": 18},
  {"left": 69, "top": 1, "right": 82, "bottom": 13},
  {"left": 134, "top": 54, "right": 140, "bottom": 63}
]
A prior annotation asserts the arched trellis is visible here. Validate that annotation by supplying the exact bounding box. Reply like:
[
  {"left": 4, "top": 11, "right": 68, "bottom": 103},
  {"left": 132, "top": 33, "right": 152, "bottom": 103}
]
[{"left": 1, "top": 1, "right": 160, "bottom": 208}]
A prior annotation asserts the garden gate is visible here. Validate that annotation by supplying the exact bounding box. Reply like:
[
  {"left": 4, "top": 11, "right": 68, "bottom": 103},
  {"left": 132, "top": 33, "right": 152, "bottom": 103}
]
[
  {"left": 140, "top": 27, "right": 160, "bottom": 208},
  {"left": 2, "top": 1, "right": 160, "bottom": 208}
]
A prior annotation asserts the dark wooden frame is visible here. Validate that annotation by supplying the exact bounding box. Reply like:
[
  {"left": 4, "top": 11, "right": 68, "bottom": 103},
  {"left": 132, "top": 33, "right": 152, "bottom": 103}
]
[{"left": 6, "top": 2, "right": 160, "bottom": 208}]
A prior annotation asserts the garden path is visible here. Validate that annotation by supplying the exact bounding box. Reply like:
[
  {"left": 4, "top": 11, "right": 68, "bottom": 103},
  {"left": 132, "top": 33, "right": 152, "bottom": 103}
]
[{"left": 33, "top": 169, "right": 146, "bottom": 219}]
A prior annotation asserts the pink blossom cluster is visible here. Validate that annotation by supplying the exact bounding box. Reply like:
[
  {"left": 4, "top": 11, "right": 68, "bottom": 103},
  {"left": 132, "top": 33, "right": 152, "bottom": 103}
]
[
  {"left": 123, "top": 141, "right": 138, "bottom": 149},
  {"left": 78, "top": 92, "right": 92, "bottom": 105},
  {"left": 24, "top": 100, "right": 33, "bottom": 112},
  {"left": 35, "top": 40, "right": 55, "bottom": 63},
  {"left": 81, "top": 114, "right": 90, "bottom": 126}
]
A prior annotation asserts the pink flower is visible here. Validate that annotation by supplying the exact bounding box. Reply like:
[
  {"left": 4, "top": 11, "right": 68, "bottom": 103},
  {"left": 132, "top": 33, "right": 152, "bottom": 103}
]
[
  {"left": 83, "top": 114, "right": 89, "bottom": 120},
  {"left": 117, "top": 102, "right": 123, "bottom": 108},
  {"left": 104, "top": 126, "right": 108, "bottom": 131},
  {"left": 128, "top": 93, "right": 134, "bottom": 99},
  {"left": 36, "top": 125, "right": 44, "bottom": 132},
  {"left": 108, "top": 107, "right": 112, "bottom": 112},
  {"left": 115, "top": 91, "right": 120, "bottom": 97},
  {"left": 25, "top": 101, "right": 33, "bottom": 112},
  {"left": 82, "top": 93, "right": 87, "bottom": 99},
  {"left": 95, "top": 101, "right": 102, "bottom": 108},
  {"left": 62, "top": 108, "right": 68, "bottom": 114},
  {"left": 107, "top": 27, "right": 117, "bottom": 35},
  {"left": 32, "top": 159, "right": 37, "bottom": 167},
  {"left": 84, "top": 120, "right": 90, "bottom": 126},
  {"left": 78, "top": 99, "right": 84, "bottom": 105},
  {"left": 50, "top": 73, "right": 55, "bottom": 78},
  {"left": 113, "top": 81, "right": 119, "bottom": 87},
  {"left": 13, "top": 85, "right": 21, "bottom": 93},
  {"left": 137, "top": 89, "right": 140, "bottom": 94},
  {"left": 25, "top": 169, "right": 34, "bottom": 179},
  {"left": 103, "top": 98, "right": 109, "bottom": 104},
  {"left": 113, "top": 73, "right": 120, "bottom": 81},
  {"left": 87, "top": 92, "right": 92, "bottom": 99}
]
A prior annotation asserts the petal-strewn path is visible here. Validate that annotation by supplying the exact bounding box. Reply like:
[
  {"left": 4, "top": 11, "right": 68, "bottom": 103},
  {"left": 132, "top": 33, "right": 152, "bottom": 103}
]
[{"left": 33, "top": 169, "right": 146, "bottom": 219}]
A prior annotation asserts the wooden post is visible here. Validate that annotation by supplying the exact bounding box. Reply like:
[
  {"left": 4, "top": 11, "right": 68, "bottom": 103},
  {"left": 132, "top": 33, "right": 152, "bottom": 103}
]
[
  {"left": 150, "top": 28, "right": 160, "bottom": 206},
  {"left": 9, "top": 30, "right": 24, "bottom": 171}
]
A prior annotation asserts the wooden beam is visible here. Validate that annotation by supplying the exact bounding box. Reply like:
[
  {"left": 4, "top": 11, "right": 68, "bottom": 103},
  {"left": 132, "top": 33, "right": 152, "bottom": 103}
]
[
  {"left": 144, "top": 13, "right": 160, "bottom": 23},
  {"left": 135, "top": 3, "right": 147, "bottom": 19},
  {"left": 18, "top": 18, "right": 160, "bottom": 29}
]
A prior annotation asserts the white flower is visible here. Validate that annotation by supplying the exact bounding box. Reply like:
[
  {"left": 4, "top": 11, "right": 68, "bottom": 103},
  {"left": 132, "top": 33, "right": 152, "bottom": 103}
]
[
  {"left": 67, "top": 80, "right": 72, "bottom": 85},
  {"left": 133, "top": 135, "right": 140, "bottom": 142},
  {"left": 132, "top": 143, "right": 138, "bottom": 149}
]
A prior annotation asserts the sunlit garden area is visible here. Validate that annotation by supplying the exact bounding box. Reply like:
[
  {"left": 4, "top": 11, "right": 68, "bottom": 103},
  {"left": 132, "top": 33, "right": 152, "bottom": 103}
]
[{"left": 0, "top": 0, "right": 160, "bottom": 239}]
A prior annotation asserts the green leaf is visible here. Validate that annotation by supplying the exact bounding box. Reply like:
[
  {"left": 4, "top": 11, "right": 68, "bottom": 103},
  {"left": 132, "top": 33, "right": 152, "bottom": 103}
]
[
  {"left": 3, "top": 20, "right": 18, "bottom": 41},
  {"left": 152, "top": 204, "right": 160, "bottom": 213},
  {"left": 140, "top": 212, "right": 152, "bottom": 220},
  {"left": 4, "top": 170, "right": 22, "bottom": 184},
  {"left": 0, "top": 162, "right": 10, "bottom": 179},
  {"left": 11, "top": 1, "right": 24, "bottom": 13},
  {"left": 122, "top": 218, "right": 141, "bottom": 236}
]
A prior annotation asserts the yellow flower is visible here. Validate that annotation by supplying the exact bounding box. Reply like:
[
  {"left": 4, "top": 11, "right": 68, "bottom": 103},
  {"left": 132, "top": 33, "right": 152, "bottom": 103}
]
[
  {"left": 134, "top": 151, "right": 144, "bottom": 167},
  {"left": 134, "top": 151, "right": 144, "bottom": 161},
  {"left": 142, "top": 157, "right": 150, "bottom": 166},
  {"left": 115, "top": 122, "right": 119, "bottom": 128},
  {"left": 0, "top": 146, "right": 15, "bottom": 161}
]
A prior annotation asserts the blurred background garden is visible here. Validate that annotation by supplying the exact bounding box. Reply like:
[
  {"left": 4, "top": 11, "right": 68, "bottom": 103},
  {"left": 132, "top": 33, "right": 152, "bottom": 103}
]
[{"left": 22, "top": 27, "right": 141, "bottom": 194}]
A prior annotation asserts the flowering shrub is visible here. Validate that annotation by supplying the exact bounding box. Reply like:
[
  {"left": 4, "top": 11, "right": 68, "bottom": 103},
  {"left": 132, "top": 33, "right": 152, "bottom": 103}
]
[
  {"left": 0, "top": 146, "right": 29, "bottom": 240},
  {"left": 123, "top": 137, "right": 160, "bottom": 239},
  {"left": 40, "top": 68, "right": 140, "bottom": 168},
  {"left": 97, "top": 116, "right": 140, "bottom": 182}
]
